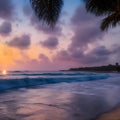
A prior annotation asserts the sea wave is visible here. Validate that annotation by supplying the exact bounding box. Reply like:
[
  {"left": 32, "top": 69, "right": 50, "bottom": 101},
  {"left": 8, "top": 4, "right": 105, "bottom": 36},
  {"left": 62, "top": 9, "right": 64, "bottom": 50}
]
[{"left": 0, "top": 72, "right": 109, "bottom": 91}]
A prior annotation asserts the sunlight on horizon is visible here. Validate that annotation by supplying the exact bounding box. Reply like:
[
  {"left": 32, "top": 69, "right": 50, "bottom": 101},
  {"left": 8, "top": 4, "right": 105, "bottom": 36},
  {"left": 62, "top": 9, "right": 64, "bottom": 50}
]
[{"left": 2, "top": 70, "right": 7, "bottom": 75}]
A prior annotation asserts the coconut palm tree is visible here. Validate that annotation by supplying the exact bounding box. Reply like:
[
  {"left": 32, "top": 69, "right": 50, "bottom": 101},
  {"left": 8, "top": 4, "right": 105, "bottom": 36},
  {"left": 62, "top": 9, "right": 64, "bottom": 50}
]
[
  {"left": 30, "top": 0, "right": 63, "bottom": 27},
  {"left": 85, "top": 0, "right": 120, "bottom": 31}
]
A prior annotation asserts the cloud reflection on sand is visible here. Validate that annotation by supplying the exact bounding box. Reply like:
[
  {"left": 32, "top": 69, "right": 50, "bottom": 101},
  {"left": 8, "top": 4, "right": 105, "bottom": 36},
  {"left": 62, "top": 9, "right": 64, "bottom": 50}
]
[{"left": 0, "top": 74, "right": 120, "bottom": 120}]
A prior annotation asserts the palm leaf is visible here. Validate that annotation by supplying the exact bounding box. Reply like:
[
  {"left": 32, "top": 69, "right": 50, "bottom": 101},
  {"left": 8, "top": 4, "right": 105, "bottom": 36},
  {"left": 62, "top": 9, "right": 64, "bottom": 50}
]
[
  {"left": 30, "top": 0, "right": 63, "bottom": 27},
  {"left": 101, "top": 12, "right": 120, "bottom": 31},
  {"left": 84, "top": 0, "right": 116, "bottom": 16},
  {"left": 84, "top": 0, "right": 120, "bottom": 31}
]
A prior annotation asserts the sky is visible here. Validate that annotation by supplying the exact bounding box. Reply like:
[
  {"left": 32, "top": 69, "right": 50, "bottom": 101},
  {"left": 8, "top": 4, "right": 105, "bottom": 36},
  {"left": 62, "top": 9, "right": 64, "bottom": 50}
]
[{"left": 0, "top": 0, "right": 119, "bottom": 71}]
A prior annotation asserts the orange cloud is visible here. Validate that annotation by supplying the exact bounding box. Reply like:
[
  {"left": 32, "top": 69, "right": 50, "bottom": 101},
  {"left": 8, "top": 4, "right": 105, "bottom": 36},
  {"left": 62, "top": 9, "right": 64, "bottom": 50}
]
[
  {"left": 0, "top": 43, "right": 22, "bottom": 69},
  {"left": 27, "top": 45, "right": 52, "bottom": 60}
]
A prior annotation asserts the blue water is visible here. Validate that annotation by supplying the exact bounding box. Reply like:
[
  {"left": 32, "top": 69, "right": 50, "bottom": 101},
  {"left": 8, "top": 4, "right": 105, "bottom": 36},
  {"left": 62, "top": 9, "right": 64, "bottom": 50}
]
[
  {"left": 0, "top": 71, "right": 109, "bottom": 91},
  {"left": 0, "top": 71, "right": 120, "bottom": 120}
]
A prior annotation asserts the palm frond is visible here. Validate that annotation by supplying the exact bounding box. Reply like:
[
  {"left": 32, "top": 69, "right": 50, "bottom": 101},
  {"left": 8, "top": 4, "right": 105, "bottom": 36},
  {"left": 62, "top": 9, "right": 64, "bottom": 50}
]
[
  {"left": 101, "top": 12, "right": 120, "bottom": 31},
  {"left": 30, "top": 0, "right": 63, "bottom": 27},
  {"left": 84, "top": 0, "right": 116, "bottom": 16},
  {"left": 84, "top": 0, "right": 120, "bottom": 31}
]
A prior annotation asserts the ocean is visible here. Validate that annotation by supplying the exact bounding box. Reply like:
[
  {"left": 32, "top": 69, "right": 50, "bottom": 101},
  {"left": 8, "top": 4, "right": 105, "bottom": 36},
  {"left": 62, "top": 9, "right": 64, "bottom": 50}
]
[{"left": 0, "top": 71, "right": 120, "bottom": 120}]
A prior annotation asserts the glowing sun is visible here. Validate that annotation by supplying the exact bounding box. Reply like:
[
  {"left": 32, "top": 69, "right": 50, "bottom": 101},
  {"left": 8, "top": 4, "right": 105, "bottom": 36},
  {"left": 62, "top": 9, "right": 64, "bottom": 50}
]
[{"left": 2, "top": 70, "right": 7, "bottom": 75}]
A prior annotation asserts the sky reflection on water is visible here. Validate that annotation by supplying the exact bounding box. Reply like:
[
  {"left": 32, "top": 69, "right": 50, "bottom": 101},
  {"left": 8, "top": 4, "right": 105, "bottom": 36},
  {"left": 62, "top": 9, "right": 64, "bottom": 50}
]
[{"left": 1, "top": 78, "right": 120, "bottom": 120}]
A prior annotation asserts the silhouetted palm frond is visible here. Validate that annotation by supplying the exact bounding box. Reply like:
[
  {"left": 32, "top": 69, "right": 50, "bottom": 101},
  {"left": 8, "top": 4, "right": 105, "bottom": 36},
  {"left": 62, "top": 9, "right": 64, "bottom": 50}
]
[
  {"left": 30, "top": 0, "right": 120, "bottom": 31},
  {"left": 101, "top": 13, "right": 120, "bottom": 31},
  {"left": 30, "top": 0, "right": 63, "bottom": 27},
  {"left": 84, "top": 0, "right": 120, "bottom": 31},
  {"left": 84, "top": 0, "right": 116, "bottom": 16}
]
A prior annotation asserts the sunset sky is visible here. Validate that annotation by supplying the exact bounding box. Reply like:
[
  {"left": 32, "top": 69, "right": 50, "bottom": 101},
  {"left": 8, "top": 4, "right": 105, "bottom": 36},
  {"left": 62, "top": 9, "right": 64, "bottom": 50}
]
[{"left": 0, "top": 0, "right": 119, "bottom": 71}]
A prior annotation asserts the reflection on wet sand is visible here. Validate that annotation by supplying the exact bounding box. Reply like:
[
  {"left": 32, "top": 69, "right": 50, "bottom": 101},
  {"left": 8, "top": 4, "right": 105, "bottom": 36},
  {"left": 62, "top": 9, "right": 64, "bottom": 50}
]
[{"left": 0, "top": 81, "right": 120, "bottom": 120}]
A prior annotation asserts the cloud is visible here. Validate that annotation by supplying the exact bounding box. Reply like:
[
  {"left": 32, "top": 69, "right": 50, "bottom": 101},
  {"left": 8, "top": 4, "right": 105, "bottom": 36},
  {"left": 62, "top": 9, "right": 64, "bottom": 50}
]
[
  {"left": 82, "top": 46, "right": 112, "bottom": 65},
  {"left": 109, "top": 44, "right": 120, "bottom": 63},
  {"left": 69, "top": 5, "right": 104, "bottom": 51},
  {"left": 0, "top": 21, "right": 12, "bottom": 36},
  {"left": 13, "top": 44, "right": 119, "bottom": 71},
  {"left": 0, "top": 0, "right": 14, "bottom": 20},
  {"left": 39, "top": 54, "right": 50, "bottom": 62},
  {"left": 15, "top": 58, "right": 55, "bottom": 71},
  {"left": 7, "top": 34, "right": 31, "bottom": 49},
  {"left": 91, "top": 46, "right": 112, "bottom": 56},
  {"left": 54, "top": 45, "right": 113, "bottom": 67},
  {"left": 40, "top": 37, "right": 59, "bottom": 49},
  {"left": 52, "top": 4, "right": 109, "bottom": 67},
  {"left": 31, "top": 14, "right": 62, "bottom": 36}
]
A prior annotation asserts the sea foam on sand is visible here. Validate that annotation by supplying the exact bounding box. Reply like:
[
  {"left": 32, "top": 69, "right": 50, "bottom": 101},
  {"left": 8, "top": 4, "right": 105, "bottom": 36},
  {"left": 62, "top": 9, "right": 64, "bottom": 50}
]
[{"left": 0, "top": 72, "right": 120, "bottom": 120}]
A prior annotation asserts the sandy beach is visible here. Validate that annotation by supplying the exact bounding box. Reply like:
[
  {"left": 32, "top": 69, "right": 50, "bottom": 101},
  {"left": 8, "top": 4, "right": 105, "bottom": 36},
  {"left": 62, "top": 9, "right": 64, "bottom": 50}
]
[
  {"left": 0, "top": 72, "right": 120, "bottom": 120},
  {"left": 0, "top": 81, "right": 119, "bottom": 120},
  {"left": 0, "top": 83, "right": 110, "bottom": 120},
  {"left": 96, "top": 105, "right": 120, "bottom": 120}
]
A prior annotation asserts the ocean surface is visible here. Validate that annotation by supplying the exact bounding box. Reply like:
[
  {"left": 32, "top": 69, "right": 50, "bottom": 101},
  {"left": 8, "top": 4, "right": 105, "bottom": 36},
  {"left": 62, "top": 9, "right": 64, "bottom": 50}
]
[
  {"left": 0, "top": 71, "right": 120, "bottom": 120},
  {"left": 0, "top": 71, "right": 110, "bottom": 91}
]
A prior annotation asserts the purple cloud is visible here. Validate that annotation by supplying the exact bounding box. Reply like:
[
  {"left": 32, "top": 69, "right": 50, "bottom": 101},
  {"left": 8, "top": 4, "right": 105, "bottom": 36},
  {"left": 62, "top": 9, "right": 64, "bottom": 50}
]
[
  {"left": 91, "top": 46, "right": 112, "bottom": 56},
  {"left": 7, "top": 34, "right": 31, "bottom": 49},
  {"left": 81, "top": 46, "right": 112, "bottom": 65},
  {"left": 54, "top": 45, "right": 112, "bottom": 67},
  {"left": 40, "top": 37, "right": 59, "bottom": 49},
  {"left": 31, "top": 14, "right": 62, "bottom": 35},
  {"left": 0, "top": 21, "right": 12, "bottom": 36},
  {"left": 0, "top": 0, "right": 14, "bottom": 20},
  {"left": 53, "top": 5, "right": 109, "bottom": 66},
  {"left": 39, "top": 54, "right": 49, "bottom": 61},
  {"left": 110, "top": 45, "right": 120, "bottom": 63},
  {"left": 69, "top": 5, "right": 104, "bottom": 51}
]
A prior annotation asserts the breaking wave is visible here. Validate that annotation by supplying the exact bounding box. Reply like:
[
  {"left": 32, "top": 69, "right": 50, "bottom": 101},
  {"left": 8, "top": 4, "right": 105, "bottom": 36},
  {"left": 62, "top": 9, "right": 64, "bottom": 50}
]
[{"left": 0, "top": 71, "right": 109, "bottom": 91}]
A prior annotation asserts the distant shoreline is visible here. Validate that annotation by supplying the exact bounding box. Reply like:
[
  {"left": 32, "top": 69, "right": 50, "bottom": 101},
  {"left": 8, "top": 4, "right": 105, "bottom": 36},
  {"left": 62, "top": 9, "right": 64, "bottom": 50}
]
[
  {"left": 61, "top": 63, "right": 120, "bottom": 73},
  {"left": 61, "top": 70, "right": 120, "bottom": 73}
]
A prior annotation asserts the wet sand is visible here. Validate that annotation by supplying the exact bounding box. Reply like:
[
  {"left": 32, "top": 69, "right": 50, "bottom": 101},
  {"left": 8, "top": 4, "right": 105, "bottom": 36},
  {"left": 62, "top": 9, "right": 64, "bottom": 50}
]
[
  {"left": 0, "top": 82, "right": 120, "bottom": 120},
  {"left": 0, "top": 73, "right": 120, "bottom": 120},
  {"left": 0, "top": 88, "right": 104, "bottom": 120},
  {"left": 96, "top": 105, "right": 120, "bottom": 120}
]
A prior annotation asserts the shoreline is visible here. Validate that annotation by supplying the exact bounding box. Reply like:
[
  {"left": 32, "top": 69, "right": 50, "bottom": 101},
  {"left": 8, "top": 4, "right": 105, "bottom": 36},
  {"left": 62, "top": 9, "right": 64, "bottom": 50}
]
[
  {"left": 1, "top": 81, "right": 119, "bottom": 120},
  {"left": 95, "top": 104, "right": 120, "bottom": 120},
  {"left": 0, "top": 72, "right": 120, "bottom": 119}
]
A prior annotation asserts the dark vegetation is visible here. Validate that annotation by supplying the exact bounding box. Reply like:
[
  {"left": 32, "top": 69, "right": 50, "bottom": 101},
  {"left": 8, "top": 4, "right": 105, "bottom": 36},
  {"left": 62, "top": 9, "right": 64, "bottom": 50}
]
[
  {"left": 68, "top": 63, "right": 120, "bottom": 72},
  {"left": 30, "top": 0, "right": 120, "bottom": 31}
]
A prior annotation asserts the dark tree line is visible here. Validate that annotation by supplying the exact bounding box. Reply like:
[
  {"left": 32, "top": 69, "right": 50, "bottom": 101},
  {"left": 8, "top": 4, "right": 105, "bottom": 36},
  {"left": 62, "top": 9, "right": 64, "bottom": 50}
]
[{"left": 68, "top": 63, "right": 120, "bottom": 72}]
